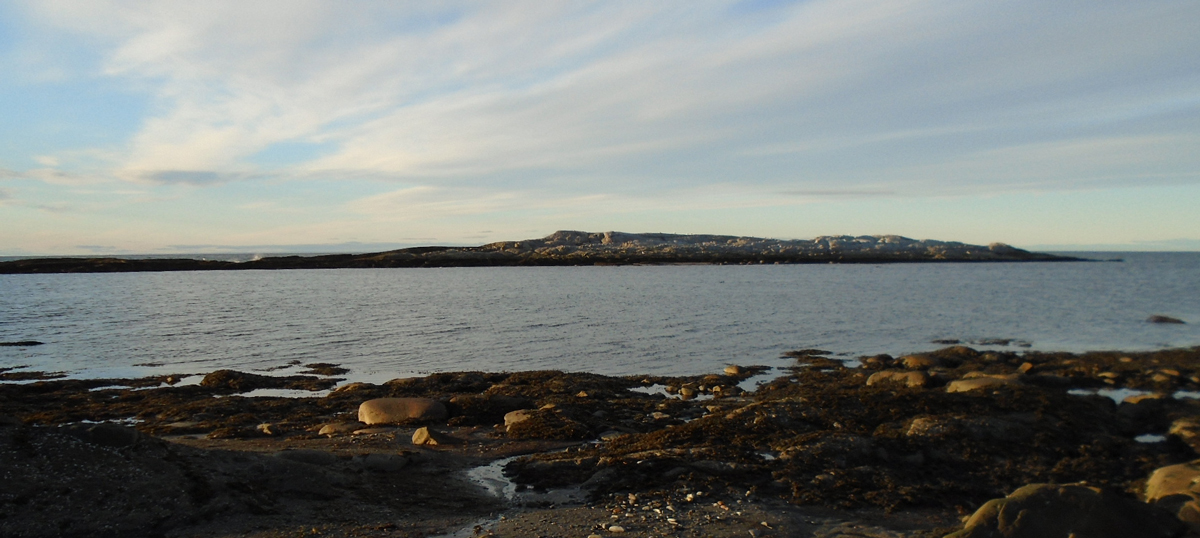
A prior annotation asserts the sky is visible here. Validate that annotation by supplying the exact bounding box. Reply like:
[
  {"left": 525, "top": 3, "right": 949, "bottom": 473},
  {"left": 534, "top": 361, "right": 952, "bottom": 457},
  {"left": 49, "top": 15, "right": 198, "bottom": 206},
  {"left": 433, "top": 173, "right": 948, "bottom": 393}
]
[{"left": 1, "top": 0, "right": 1198, "bottom": 255}]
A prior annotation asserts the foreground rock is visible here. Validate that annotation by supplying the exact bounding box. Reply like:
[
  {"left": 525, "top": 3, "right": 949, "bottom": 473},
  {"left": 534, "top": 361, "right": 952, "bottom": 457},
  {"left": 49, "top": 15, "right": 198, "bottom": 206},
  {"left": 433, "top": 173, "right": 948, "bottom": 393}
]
[
  {"left": 1146, "top": 460, "right": 1200, "bottom": 531},
  {"left": 0, "top": 421, "right": 498, "bottom": 538},
  {"left": 0, "top": 231, "right": 1079, "bottom": 273},
  {"left": 948, "top": 483, "right": 1185, "bottom": 538}
]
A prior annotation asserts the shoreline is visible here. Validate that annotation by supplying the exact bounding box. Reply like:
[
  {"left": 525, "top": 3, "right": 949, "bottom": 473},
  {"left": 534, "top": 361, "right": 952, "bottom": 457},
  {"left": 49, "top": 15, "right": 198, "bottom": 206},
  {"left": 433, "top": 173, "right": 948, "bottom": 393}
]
[{"left": 5, "top": 346, "right": 1200, "bottom": 537}]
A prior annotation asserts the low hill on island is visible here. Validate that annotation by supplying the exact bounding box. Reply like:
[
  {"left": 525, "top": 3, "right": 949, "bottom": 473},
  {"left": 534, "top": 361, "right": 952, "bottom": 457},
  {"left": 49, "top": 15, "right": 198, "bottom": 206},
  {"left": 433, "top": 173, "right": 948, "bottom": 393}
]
[{"left": 0, "top": 231, "right": 1079, "bottom": 273}]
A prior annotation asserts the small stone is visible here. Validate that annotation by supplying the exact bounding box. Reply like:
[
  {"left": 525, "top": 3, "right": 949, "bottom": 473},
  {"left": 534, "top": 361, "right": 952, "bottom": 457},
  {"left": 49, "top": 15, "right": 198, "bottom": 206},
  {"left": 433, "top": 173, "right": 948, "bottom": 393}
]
[
  {"left": 412, "top": 426, "right": 463, "bottom": 446},
  {"left": 504, "top": 409, "right": 535, "bottom": 427},
  {"left": 257, "top": 423, "right": 276, "bottom": 435},
  {"left": 724, "top": 365, "right": 742, "bottom": 376},
  {"left": 1018, "top": 362, "right": 1034, "bottom": 374},
  {"left": 318, "top": 422, "right": 364, "bottom": 436},
  {"left": 678, "top": 387, "right": 696, "bottom": 399},
  {"left": 1124, "top": 393, "right": 1166, "bottom": 405},
  {"left": 607, "top": 525, "right": 626, "bottom": 533},
  {"left": 577, "top": 390, "right": 590, "bottom": 397}
]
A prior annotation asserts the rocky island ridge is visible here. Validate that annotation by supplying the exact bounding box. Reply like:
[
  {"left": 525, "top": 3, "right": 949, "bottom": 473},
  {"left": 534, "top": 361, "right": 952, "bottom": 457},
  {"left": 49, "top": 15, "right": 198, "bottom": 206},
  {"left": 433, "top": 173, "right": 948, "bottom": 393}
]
[{"left": 0, "top": 230, "right": 1078, "bottom": 273}]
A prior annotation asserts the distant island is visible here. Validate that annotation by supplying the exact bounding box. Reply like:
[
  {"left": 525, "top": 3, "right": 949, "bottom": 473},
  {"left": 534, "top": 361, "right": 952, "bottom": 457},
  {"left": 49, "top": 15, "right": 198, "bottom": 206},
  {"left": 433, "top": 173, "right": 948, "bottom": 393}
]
[{"left": 0, "top": 230, "right": 1080, "bottom": 273}]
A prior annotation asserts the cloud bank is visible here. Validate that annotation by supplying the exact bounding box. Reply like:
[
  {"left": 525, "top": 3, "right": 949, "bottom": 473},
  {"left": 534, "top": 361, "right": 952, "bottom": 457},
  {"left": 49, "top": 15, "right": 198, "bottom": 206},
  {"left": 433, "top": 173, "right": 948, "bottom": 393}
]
[{"left": 1, "top": 0, "right": 1198, "bottom": 252}]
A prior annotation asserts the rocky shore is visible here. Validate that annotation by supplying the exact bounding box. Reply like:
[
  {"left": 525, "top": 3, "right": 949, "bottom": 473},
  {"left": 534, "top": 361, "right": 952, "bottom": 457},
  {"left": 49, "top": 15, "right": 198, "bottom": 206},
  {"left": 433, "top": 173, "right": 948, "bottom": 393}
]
[
  {"left": 0, "top": 231, "right": 1078, "bottom": 274},
  {"left": 5, "top": 346, "right": 1200, "bottom": 537}
]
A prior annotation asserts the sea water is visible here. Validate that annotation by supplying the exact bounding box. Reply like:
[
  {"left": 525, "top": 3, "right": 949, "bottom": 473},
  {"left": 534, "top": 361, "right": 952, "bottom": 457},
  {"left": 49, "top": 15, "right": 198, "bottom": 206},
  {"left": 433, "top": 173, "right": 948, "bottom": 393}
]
[{"left": 1, "top": 253, "right": 1197, "bottom": 382}]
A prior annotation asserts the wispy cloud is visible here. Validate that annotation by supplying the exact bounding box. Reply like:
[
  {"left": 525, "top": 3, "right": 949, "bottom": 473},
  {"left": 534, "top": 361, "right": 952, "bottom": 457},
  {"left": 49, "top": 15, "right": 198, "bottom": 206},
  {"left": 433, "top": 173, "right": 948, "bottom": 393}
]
[
  {"left": 14, "top": 0, "right": 1196, "bottom": 195},
  {"left": 2, "top": 0, "right": 1197, "bottom": 253}
]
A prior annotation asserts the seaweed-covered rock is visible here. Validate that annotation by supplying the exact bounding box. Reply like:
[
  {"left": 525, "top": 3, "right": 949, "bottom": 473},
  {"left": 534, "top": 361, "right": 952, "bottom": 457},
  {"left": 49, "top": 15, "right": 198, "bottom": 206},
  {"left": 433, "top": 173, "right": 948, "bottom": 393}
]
[
  {"left": 200, "top": 369, "right": 337, "bottom": 392},
  {"left": 505, "top": 409, "right": 591, "bottom": 440},
  {"left": 447, "top": 394, "right": 533, "bottom": 426}
]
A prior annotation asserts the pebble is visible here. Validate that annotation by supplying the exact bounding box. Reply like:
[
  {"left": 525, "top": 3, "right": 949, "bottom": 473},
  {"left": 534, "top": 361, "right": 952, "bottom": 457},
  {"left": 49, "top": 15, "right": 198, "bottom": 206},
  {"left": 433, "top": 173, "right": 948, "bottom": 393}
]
[{"left": 607, "top": 525, "right": 625, "bottom": 533}]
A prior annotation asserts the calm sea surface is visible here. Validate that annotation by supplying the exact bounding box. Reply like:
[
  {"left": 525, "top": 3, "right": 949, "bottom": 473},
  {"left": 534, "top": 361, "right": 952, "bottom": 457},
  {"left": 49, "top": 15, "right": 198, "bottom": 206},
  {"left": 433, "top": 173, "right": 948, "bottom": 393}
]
[{"left": 1, "top": 253, "right": 1197, "bottom": 382}]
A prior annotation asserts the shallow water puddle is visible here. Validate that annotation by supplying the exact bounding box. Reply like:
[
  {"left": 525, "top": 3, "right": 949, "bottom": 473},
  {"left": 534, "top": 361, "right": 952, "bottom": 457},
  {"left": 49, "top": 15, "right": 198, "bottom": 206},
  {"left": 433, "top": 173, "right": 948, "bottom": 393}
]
[
  {"left": 466, "top": 456, "right": 520, "bottom": 500},
  {"left": 1067, "top": 387, "right": 1150, "bottom": 403},
  {"left": 216, "top": 387, "right": 332, "bottom": 398},
  {"left": 1068, "top": 387, "right": 1200, "bottom": 404},
  {"left": 737, "top": 367, "right": 786, "bottom": 392},
  {"left": 465, "top": 455, "right": 587, "bottom": 505},
  {"left": 629, "top": 384, "right": 714, "bottom": 401}
]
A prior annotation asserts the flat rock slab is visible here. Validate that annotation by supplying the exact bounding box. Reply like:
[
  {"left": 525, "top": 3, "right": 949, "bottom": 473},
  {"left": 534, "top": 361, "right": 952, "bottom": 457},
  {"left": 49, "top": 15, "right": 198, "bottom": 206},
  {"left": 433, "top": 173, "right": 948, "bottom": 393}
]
[
  {"left": 946, "top": 375, "right": 1021, "bottom": 393},
  {"left": 359, "top": 397, "right": 448, "bottom": 425}
]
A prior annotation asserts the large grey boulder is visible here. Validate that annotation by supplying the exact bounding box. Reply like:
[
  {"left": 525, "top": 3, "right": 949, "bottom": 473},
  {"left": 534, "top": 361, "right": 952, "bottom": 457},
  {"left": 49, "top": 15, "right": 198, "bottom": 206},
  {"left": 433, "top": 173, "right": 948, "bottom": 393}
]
[
  {"left": 947, "top": 483, "right": 1185, "bottom": 538},
  {"left": 358, "top": 398, "right": 447, "bottom": 425}
]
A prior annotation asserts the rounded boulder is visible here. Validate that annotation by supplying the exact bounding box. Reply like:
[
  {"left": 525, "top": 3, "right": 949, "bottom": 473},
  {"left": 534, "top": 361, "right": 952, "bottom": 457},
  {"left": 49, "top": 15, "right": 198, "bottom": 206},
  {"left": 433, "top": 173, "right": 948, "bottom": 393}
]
[{"left": 358, "top": 397, "right": 448, "bottom": 425}]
